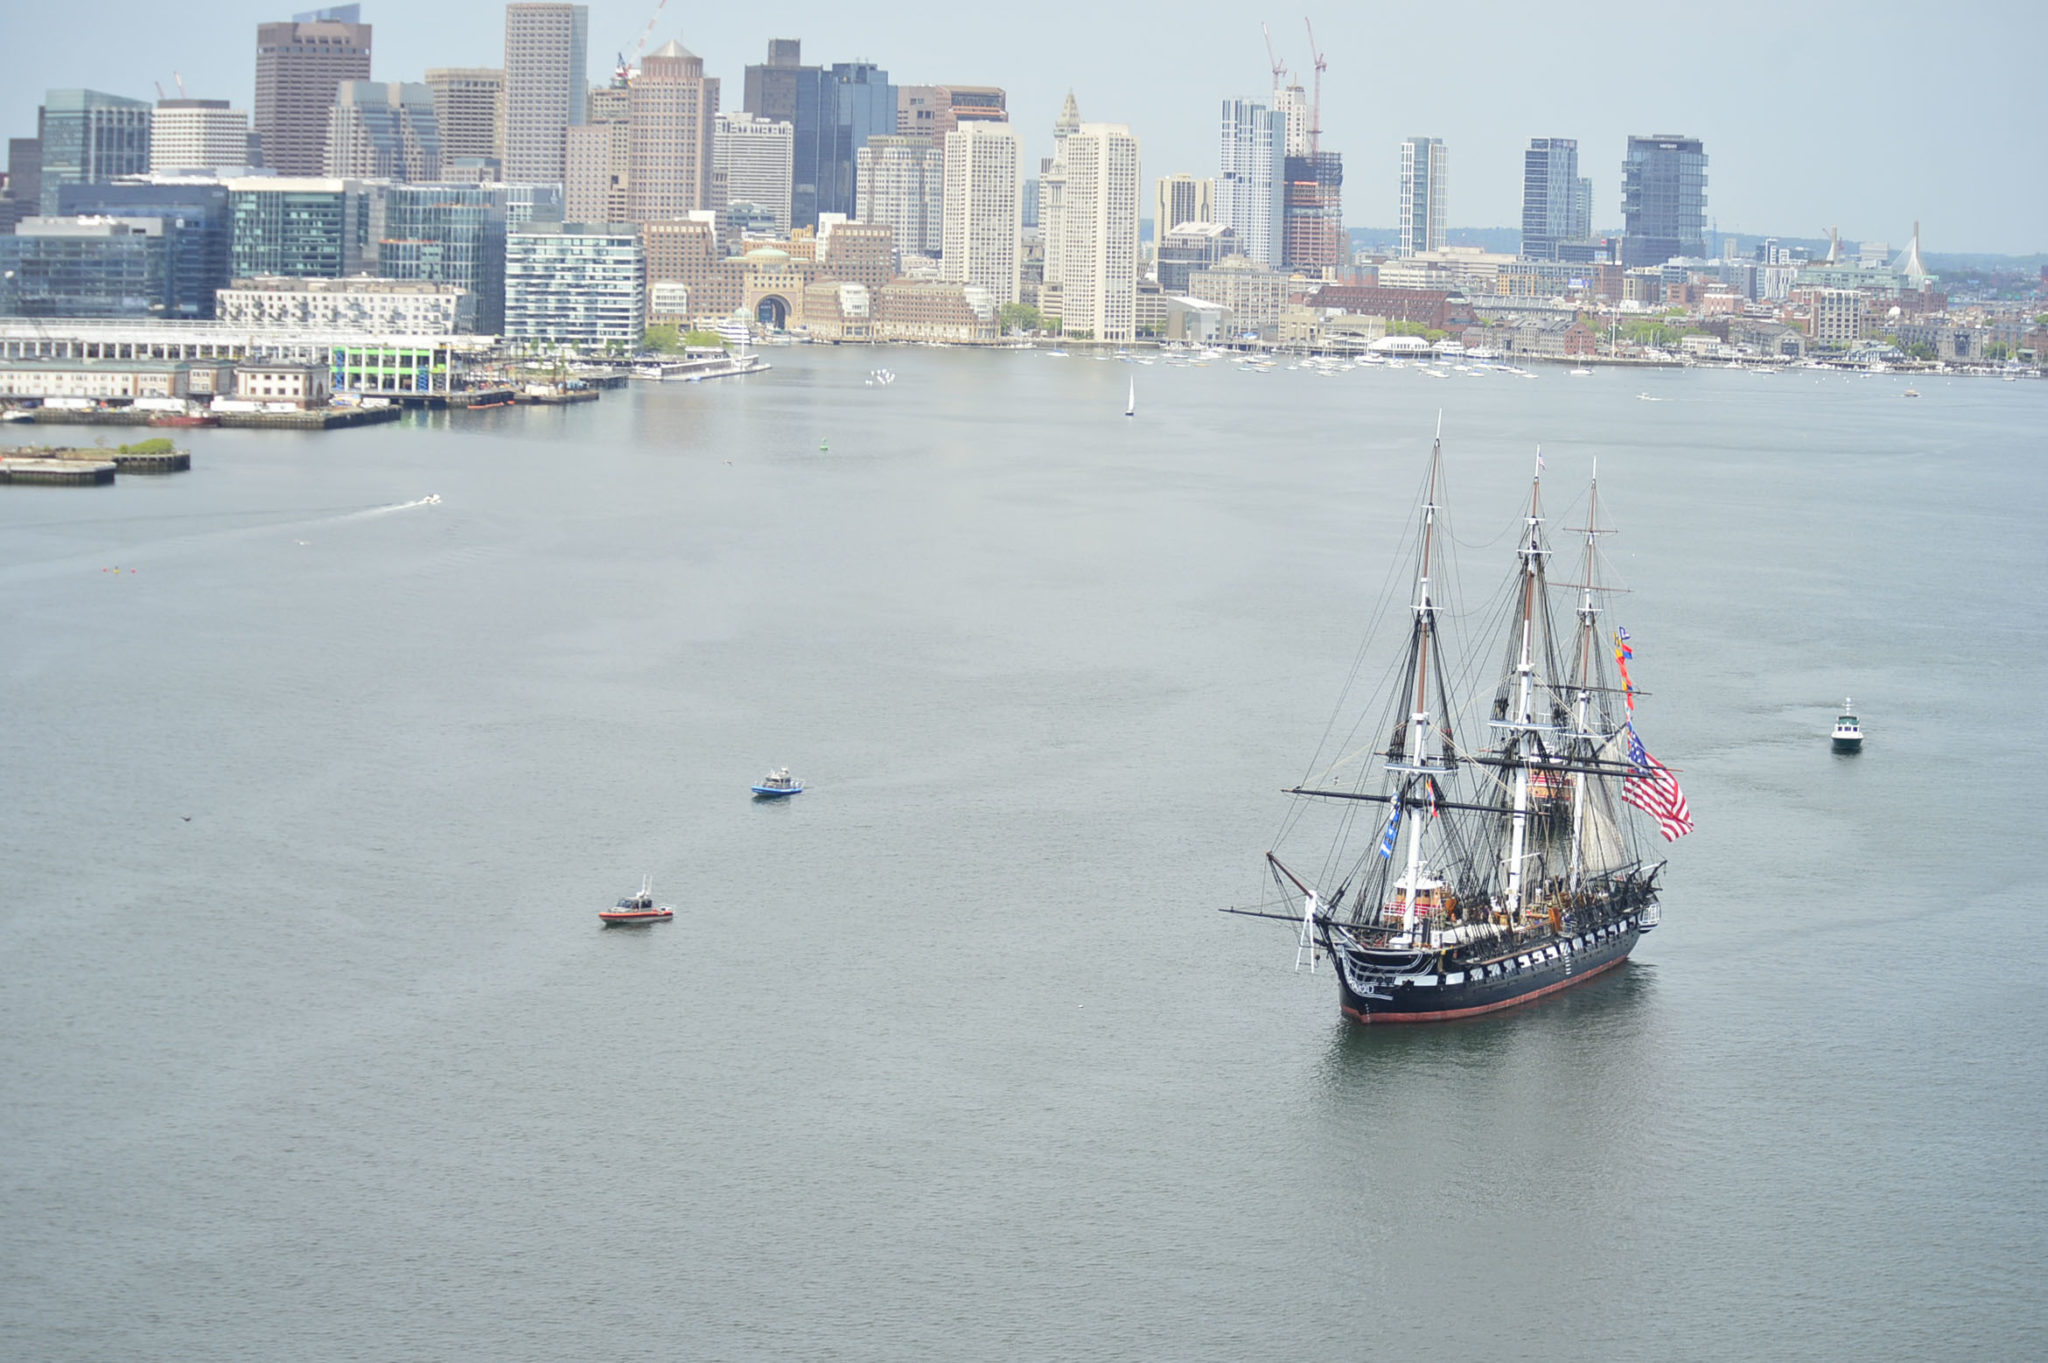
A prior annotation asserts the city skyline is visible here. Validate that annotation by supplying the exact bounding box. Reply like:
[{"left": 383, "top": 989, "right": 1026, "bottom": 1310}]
[{"left": 1, "top": 1, "right": 2042, "bottom": 254}]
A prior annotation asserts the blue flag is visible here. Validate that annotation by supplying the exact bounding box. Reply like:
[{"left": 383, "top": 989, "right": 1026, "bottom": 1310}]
[{"left": 1377, "top": 800, "right": 1403, "bottom": 858}]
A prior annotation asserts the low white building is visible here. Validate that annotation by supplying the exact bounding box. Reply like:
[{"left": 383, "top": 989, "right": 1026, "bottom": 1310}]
[
  {"left": 216, "top": 276, "right": 478, "bottom": 334},
  {"left": 232, "top": 362, "right": 332, "bottom": 407}
]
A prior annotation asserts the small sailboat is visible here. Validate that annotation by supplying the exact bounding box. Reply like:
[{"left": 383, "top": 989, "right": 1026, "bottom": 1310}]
[
  {"left": 600, "top": 876, "right": 674, "bottom": 927},
  {"left": 752, "top": 766, "right": 804, "bottom": 798},
  {"left": 1832, "top": 700, "right": 1863, "bottom": 752},
  {"left": 1125, "top": 376, "right": 1135, "bottom": 417}
]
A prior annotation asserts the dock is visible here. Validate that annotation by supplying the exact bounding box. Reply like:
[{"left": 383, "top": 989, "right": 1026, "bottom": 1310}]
[{"left": 2, "top": 442, "right": 192, "bottom": 486}]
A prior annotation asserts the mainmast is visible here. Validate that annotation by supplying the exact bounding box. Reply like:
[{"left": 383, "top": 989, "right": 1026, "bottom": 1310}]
[
  {"left": 1500, "top": 452, "right": 1547, "bottom": 921},
  {"left": 1566, "top": 464, "right": 1605, "bottom": 890}
]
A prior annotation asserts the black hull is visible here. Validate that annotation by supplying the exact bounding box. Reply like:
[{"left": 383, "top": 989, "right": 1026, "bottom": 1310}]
[{"left": 1326, "top": 917, "right": 1646, "bottom": 1023}]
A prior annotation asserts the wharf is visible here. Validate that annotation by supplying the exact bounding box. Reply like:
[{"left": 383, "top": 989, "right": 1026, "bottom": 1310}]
[
  {"left": 19, "top": 406, "right": 399, "bottom": 430},
  {"left": 1, "top": 442, "right": 193, "bottom": 484},
  {"left": 0, "top": 457, "right": 116, "bottom": 485}
]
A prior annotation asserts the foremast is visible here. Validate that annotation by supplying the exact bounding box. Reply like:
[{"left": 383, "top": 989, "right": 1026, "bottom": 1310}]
[{"left": 1371, "top": 419, "right": 1472, "bottom": 941}]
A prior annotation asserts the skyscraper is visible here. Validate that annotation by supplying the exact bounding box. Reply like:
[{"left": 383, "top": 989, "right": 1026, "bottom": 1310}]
[
  {"left": 503, "top": 3, "right": 588, "bottom": 184},
  {"left": 941, "top": 121, "right": 1020, "bottom": 305},
  {"left": 324, "top": 82, "right": 441, "bottom": 182},
  {"left": 1154, "top": 173, "right": 1216, "bottom": 235},
  {"left": 1398, "top": 137, "right": 1446, "bottom": 257},
  {"left": 812, "top": 63, "right": 896, "bottom": 224},
  {"left": 35, "top": 90, "right": 153, "bottom": 211},
  {"left": 716, "top": 113, "right": 794, "bottom": 235},
  {"left": 1273, "top": 81, "right": 1309, "bottom": 158},
  {"left": 1218, "top": 99, "right": 1285, "bottom": 267},
  {"left": 1050, "top": 122, "right": 1139, "bottom": 343},
  {"left": 1521, "top": 137, "right": 1590, "bottom": 260},
  {"left": 1038, "top": 92, "right": 1082, "bottom": 291},
  {"left": 425, "top": 68, "right": 506, "bottom": 172},
  {"left": 254, "top": 6, "right": 372, "bottom": 178},
  {"left": 150, "top": 100, "right": 250, "bottom": 174},
  {"left": 1620, "top": 134, "right": 1707, "bottom": 267},
  {"left": 627, "top": 40, "right": 718, "bottom": 222},
  {"left": 858, "top": 135, "right": 942, "bottom": 259},
  {"left": 227, "top": 176, "right": 381, "bottom": 278},
  {"left": 1282, "top": 153, "right": 1343, "bottom": 271}
]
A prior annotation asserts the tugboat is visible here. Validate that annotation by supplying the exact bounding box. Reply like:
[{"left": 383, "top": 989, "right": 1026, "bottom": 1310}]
[
  {"left": 600, "top": 876, "right": 674, "bottom": 927},
  {"left": 752, "top": 766, "right": 804, "bottom": 798},
  {"left": 1832, "top": 699, "right": 1863, "bottom": 752},
  {"left": 1233, "top": 428, "right": 1691, "bottom": 1024}
]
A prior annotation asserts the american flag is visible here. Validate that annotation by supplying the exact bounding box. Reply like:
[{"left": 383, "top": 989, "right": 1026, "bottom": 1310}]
[{"left": 1624, "top": 726, "right": 1693, "bottom": 841}]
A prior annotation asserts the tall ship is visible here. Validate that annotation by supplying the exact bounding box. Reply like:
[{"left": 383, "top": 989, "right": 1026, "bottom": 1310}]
[{"left": 1244, "top": 427, "right": 1692, "bottom": 1023}]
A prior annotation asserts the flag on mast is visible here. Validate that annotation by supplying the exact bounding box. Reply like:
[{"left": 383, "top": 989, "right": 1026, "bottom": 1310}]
[
  {"left": 1613, "top": 626, "right": 1636, "bottom": 711},
  {"left": 1623, "top": 726, "right": 1692, "bottom": 841},
  {"left": 1377, "top": 799, "right": 1403, "bottom": 858}
]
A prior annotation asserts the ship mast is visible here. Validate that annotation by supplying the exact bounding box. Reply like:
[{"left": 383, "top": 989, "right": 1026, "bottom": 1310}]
[
  {"left": 1501, "top": 453, "right": 1547, "bottom": 922},
  {"left": 1566, "top": 464, "right": 1604, "bottom": 891},
  {"left": 1393, "top": 421, "right": 1446, "bottom": 933}
]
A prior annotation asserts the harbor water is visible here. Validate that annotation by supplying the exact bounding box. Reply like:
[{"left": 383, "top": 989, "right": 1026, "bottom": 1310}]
[{"left": 3, "top": 351, "right": 2044, "bottom": 1359}]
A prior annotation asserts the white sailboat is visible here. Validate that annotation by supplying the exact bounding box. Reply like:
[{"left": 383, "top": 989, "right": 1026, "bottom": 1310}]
[{"left": 1125, "top": 376, "right": 1136, "bottom": 417}]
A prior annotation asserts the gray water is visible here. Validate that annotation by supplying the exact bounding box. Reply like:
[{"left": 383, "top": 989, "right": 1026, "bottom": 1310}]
[{"left": 3, "top": 350, "right": 2044, "bottom": 1360}]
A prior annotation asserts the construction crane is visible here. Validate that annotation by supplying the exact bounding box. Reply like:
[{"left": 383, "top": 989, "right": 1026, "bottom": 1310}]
[
  {"left": 616, "top": 0, "right": 670, "bottom": 82},
  {"left": 1303, "top": 19, "right": 1326, "bottom": 156},
  {"left": 1261, "top": 22, "right": 1288, "bottom": 92}
]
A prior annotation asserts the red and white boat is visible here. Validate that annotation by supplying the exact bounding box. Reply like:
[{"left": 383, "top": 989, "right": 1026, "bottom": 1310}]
[{"left": 600, "top": 876, "right": 674, "bottom": 927}]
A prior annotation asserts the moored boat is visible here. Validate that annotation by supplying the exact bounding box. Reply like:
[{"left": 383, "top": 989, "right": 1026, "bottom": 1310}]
[
  {"left": 600, "top": 876, "right": 674, "bottom": 926},
  {"left": 1236, "top": 427, "right": 1692, "bottom": 1023}
]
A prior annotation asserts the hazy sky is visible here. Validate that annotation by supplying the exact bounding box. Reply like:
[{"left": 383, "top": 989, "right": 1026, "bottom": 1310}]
[{"left": 4, "top": 0, "right": 2041, "bottom": 253}]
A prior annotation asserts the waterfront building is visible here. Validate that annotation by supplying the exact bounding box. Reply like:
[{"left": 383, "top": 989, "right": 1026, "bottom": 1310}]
[
  {"left": 324, "top": 82, "right": 442, "bottom": 182},
  {"left": 216, "top": 276, "right": 475, "bottom": 333},
  {"left": 0, "top": 217, "right": 167, "bottom": 319},
  {"left": 1282, "top": 153, "right": 1343, "bottom": 271},
  {"left": 941, "top": 122, "right": 1021, "bottom": 305},
  {"left": 254, "top": 6, "right": 373, "bottom": 177},
  {"left": 1399, "top": 137, "right": 1447, "bottom": 257},
  {"left": 379, "top": 183, "right": 509, "bottom": 332},
  {"left": 717, "top": 113, "right": 795, "bottom": 235},
  {"left": 629, "top": 41, "right": 719, "bottom": 223},
  {"left": 1303, "top": 283, "right": 1474, "bottom": 332},
  {"left": 1155, "top": 221, "right": 1234, "bottom": 293},
  {"left": 1154, "top": 173, "right": 1216, "bottom": 235},
  {"left": 35, "top": 91, "right": 153, "bottom": 211},
  {"left": 424, "top": 68, "right": 505, "bottom": 173},
  {"left": 1188, "top": 255, "right": 1288, "bottom": 338},
  {"left": 1808, "top": 287, "right": 1863, "bottom": 345},
  {"left": 642, "top": 215, "right": 736, "bottom": 323},
  {"left": 871, "top": 279, "right": 999, "bottom": 344},
  {"left": 1521, "top": 137, "right": 1591, "bottom": 260},
  {"left": 227, "top": 177, "right": 381, "bottom": 278},
  {"left": 1620, "top": 134, "right": 1707, "bottom": 267},
  {"left": 150, "top": 100, "right": 250, "bottom": 174},
  {"left": 1218, "top": 99, "right": 1285, "bottom": 267},
  {"left": 503, "top": 3, "right": 589, "bottom": 185},
  {"left": 861, "top": 136, "right": 943, "bottom": 261},
  {"left": 818, "top": 220, "right": 897, "bottom": 291},
  {"left": 57, "top": 180, "right": 232, "bottom": 319},
  {"left": 1048, "top": 123, "right": 1140, "bottom": 343},
  {"left": 0, "top": 356, "right": 236, "bottom": 401},
  {"left": 232, "top": 360, "right": 332, "bottom": 406},
  {"left": 504, "top": 221, "right": 643, "bottom": 344}
]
